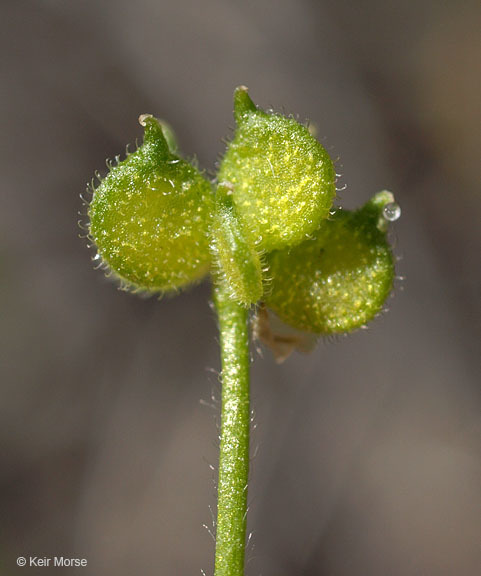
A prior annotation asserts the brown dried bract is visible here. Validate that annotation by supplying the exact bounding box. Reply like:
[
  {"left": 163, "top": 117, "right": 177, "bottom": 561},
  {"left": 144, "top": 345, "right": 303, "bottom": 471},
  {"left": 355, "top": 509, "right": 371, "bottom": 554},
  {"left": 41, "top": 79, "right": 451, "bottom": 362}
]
[{"left": 252, "top": 304, "right": 318, "bottom": 364}]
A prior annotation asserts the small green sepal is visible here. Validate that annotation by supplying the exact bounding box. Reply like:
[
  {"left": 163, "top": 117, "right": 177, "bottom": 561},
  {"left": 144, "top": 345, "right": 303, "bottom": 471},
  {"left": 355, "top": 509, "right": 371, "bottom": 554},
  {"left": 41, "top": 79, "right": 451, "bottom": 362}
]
[
  {"left": 155, "top": 117, "right": 179, "bottom": 153},
  {"left": 211, "top": 183, "right": 264, "bottom": 306}
]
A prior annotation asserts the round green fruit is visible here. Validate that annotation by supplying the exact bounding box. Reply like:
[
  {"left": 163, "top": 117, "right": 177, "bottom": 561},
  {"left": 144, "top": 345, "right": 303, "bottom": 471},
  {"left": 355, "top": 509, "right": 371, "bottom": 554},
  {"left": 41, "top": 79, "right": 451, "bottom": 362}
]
[
  {"left": 88, "top": 115, "right": 214, "bottom": 292},
  {"left": 265, "top": 193, "right": 398, "bottom": 334},
  {"left": 218, "top": 86, "right": 336, "bottom": 252}
]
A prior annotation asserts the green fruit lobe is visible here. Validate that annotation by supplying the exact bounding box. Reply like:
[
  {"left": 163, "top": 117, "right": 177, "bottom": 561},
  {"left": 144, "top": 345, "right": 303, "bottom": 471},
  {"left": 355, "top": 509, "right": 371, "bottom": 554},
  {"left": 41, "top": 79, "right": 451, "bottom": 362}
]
[
  {"left": 88, "top": 116, "right": 213, "bottom": 292},
  {"left": 218, "top": 87, "right": 336, "bottom": 251},
  {"left": 265, "top": 194, "right": 396, "bottom": 334}
]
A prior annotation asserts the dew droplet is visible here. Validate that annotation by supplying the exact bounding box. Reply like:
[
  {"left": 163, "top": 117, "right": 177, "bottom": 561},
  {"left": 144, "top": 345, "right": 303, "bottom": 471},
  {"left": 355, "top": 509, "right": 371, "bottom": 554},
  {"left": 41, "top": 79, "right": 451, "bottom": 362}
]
[{"left": 383, "top": 202, "right": 401, "bottom": 222}]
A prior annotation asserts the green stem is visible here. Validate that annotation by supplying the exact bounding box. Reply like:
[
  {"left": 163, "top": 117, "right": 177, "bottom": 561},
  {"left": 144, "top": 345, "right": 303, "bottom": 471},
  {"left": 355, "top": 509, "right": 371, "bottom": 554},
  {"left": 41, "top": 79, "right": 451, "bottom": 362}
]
[{"left": 213, "top": 282, "right": 250, "bottom": 576}]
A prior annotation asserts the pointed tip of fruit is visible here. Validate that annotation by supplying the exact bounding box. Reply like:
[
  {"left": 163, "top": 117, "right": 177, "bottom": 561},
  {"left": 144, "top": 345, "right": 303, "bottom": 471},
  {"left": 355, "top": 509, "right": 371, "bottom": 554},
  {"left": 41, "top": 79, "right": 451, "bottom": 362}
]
[
  {"left": 360, "top": 191, "right": 401, "bottom": 233},
  {"left": 138, "top": 114, "right": 170, "bottom": 158},
  {"left": 369, "top": 190, "right": 395, "bottom": 209},
  {"left": 233, "top": 85, "right": 257, "bottom": 123},
  {"left": 138, "top": 113, "right": 154, "bottom": 127}
]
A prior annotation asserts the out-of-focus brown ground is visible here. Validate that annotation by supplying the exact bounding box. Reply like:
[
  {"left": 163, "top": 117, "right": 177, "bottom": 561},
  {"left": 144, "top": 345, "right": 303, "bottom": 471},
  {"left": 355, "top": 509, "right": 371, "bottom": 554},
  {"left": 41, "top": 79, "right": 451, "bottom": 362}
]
[{"left": 1, "top": 1, "right": 480, "bottom": 574}]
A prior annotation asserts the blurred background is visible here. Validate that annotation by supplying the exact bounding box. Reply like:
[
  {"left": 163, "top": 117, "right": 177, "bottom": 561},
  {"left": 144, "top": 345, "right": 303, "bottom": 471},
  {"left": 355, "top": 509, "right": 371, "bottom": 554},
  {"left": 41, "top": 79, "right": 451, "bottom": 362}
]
[{"left": 1, "top": 0, "right": 480, "bottom": 574}]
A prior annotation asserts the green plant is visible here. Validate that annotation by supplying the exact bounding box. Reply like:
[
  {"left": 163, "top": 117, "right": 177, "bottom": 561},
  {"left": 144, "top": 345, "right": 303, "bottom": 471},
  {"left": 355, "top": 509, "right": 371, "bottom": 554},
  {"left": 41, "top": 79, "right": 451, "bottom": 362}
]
[{"left": 84, "top": 86, "right": 400, "bottom": 576}]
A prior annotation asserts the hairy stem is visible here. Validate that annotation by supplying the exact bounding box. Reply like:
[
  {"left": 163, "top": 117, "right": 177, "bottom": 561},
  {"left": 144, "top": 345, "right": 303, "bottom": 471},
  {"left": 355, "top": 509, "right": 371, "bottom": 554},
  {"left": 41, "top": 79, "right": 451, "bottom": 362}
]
[{"left": 213, "top": 282, "right": 250, "bottom": 576}]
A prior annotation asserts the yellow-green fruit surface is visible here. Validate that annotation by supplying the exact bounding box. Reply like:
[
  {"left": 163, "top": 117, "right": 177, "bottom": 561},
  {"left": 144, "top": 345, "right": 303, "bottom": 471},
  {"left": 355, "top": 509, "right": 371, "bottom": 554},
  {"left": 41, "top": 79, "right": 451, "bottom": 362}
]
[
  {"left": 266, "top": 202, "right": 395, "bottom": 334},
  {"left": 89, "top": 117, "right": 213, "bottom": 292},
  {"left": 218, "top": 88, "right": 336, "bottom": 251}
]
